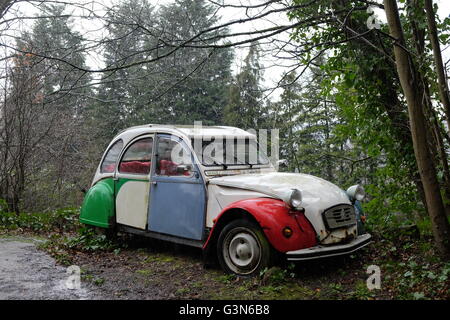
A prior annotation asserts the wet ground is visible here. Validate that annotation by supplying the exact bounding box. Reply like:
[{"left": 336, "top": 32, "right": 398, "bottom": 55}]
[
  {"left": 1, "top": 234, "right": 447, "bottom": 300},
  {"left": 0, "top": 234, "right": 380, "bottom": 300},
  {"left": 0, "top": 237, "right": 103, "bottom": 300}
]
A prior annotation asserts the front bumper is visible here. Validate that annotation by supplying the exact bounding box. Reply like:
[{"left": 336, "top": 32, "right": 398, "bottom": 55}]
[{"left": 285, "top": 233, "right": 372, "bottom": 261}]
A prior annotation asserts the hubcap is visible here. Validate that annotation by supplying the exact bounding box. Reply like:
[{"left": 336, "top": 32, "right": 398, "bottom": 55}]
[{"left": 225, "top": 231, "right": 261, "bottom": 272}]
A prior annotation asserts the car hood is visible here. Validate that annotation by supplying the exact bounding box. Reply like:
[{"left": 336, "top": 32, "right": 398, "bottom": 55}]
[{"left": 209, "top": 172, "right": 351, "bottom": 210}]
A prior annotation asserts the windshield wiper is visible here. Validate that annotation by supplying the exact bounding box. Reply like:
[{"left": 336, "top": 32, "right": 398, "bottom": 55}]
[
  {"left": 203, "top": 155, "right": 228, "bottom": 169},
  {"left": 213, "top": 160, "right": 228, "bottom": 170}
]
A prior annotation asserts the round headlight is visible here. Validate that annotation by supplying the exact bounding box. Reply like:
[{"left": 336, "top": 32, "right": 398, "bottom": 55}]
[
  {"left": 346, "top": 184, "right": 365, "bottom": 201},
  {"left": 289, "top": 189, "right": 303, "bottom": 208}
]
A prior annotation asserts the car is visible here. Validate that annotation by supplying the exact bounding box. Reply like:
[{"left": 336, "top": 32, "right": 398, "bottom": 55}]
[{"left": 80, "top": 124, "right": 372, "bottom": 276}]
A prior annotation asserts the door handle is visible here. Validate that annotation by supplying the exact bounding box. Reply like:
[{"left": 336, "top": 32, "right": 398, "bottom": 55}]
[{"left": 151, "top": 181, "right": 157, "bottom": 185}]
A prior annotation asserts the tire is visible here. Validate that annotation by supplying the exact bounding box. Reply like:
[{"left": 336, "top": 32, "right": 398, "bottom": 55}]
[{"left": 217, "top": 219, "right": 275, "bottom": 276}]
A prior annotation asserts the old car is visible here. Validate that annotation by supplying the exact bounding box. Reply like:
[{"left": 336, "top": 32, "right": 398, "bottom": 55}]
[{"left": 80, "top": 124, "right": 371, "bottom": 276}]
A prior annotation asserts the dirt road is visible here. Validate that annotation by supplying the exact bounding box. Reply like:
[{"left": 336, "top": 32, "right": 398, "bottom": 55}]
[{"left": 0, "top": 237, "right": 102, "bottom": 300}]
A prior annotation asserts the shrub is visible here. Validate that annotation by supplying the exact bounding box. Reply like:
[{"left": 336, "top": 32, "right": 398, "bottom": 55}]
[{"left": 0, "top": 208, "right": 80, "bottom": 233}]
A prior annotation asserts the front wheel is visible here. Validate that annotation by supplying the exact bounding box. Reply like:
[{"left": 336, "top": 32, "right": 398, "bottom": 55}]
[{"left": 217, "top": 219, "right": 275, "bottom": 276}]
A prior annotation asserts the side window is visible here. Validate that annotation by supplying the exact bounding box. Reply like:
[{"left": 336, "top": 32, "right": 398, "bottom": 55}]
[
  {"left": 119, "top": 137, "right": 153, "bottom": 175},
  {"left": 100, "top": 139, "right": 123, "bottom": 173},
  {"left": 156, "top": 137, "right": 193, "bottom": 177}
]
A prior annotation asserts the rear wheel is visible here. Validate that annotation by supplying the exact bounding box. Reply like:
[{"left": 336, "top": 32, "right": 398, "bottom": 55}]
[{"left": 217, "top": 219, "right": 275, "bottom": 276}]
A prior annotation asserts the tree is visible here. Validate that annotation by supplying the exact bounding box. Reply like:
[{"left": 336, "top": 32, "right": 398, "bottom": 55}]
[
  {"left": 424, "top": 0, "right": 450, "bottom": 134},
  {"left": 383, "top": 0, "right": 450, "bottom": 258},
  {"left": 94, "top": 0, "right": 234, "bottom": 139},
  {"left": 91, "top": 0, "right": 156, "bottom": 141},
  {"left": 287, "top": 0, "right": 429, "bottom": 220},
  {"left": 151, "top": 0, "right": 234, "bottom": 125},
  {"left": 0, "top": 50, "right": 44, "bottom": 212},
  {"left": 223, "top": 42, "right": 265, "bottom": 129},
  {"left": 0, "top": 3, "right": 92, "bottom": 212}
]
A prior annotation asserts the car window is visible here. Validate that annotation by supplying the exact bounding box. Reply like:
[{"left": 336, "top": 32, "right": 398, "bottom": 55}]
[
  {"left": 100, "top": 139, "right": 123, "bottom": 173},
  {"left": 119, "top": 137, "right": 153, "bottom": 175},
  {"left": 155, "top": 137, "right": 193, "bottom": 177}
]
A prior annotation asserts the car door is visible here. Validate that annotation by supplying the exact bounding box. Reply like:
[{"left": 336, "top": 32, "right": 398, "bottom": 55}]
[
  {"left": 147, "top": 134, "right": 206, "bottom": 240},
  {"left": 115, "top": 135, "right": 154, "bottom": 229}
]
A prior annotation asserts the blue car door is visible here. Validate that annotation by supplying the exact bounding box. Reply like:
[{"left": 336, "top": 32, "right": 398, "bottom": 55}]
[{"left": 147, "top": 134, "right": 206, "bottom": 240}]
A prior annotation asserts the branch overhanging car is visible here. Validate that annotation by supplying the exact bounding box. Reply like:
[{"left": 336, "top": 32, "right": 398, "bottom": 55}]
[{"left": 80, "top": 124, "right": 372, "bottom": 276}]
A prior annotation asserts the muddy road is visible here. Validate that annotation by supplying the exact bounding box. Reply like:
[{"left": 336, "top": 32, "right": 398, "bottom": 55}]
[
  {"left": 0, "top": 237, "right": 103, "bottom": 300},
  {"left": 1, "top": 233, "right": 446, "bottom": 301},
  {"left": 0, "top": 234, "right": 374, "bottom": 300}
]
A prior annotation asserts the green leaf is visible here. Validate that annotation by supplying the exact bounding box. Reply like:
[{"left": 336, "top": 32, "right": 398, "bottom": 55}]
[
  {"left": 404, "top": 271, "right": 413, "bottom": 277},
  {"left": 412, "top": 292, "right": 425, "bottom": 300}
]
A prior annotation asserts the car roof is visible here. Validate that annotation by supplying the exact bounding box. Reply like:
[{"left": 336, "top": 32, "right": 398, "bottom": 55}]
[{"left": 116, "top": 124, "right": 257, "bottom": 141}]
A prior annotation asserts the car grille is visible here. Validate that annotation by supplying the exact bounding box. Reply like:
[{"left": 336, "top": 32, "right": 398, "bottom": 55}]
[{"left": 323, "top": 204, "right": 356, "bottom": 229}]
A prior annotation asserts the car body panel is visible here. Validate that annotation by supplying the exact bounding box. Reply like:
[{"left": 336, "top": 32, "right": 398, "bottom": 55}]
[
  {"left": 286, "top": 233, "right": 372, "bottom": 261},
  {"left": 147, "top": 134, "right": 206, "bottom": 240},
  {"left": 203, "top": 198, "right": 317, "bottom": 253},
  {"left": 148, "top": 175, "right": 206, "bottom": 240},
  {"left": 80, "top": 178, "right": 115, "bottom": 228},
  {"left": 116, "top": 179, "right": 149, "bottom": 229},
  {"left": 114, "top": 133, "right": 154, "bottom": 230},
  {"left": 209, "top": 172, "right": 352, "bottom": 242},
  {"left": 205, "top": 184, "right": 271, "bottom": 228}
]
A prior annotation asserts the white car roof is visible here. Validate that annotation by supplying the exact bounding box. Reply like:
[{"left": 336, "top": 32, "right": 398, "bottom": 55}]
[
  {"left": 116, "top": 124, "right": 256, "bottom": 141},
  {"left": 177, "top": 125, "right": 256, "bottom": 139}
]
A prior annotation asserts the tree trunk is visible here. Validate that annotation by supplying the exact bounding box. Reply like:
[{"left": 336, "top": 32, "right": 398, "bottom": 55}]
[
  {"left": 424, "top": 0, "right": 450, "bottom": 134},
  {"left": 408, "top": 1, "right": 450, "bottom": 216},
  {"left": 383, "top": 0, "right": 450, "bottom": 259}
]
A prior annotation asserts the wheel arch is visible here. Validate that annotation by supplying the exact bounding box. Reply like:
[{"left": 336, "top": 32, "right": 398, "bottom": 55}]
[
  {"left": 79, "top": 178, "right": 116, "bottom": 228},
  {"left": 203, "top": 207, "right": 259, "bottom": 256},
  {"left": 202, "top": 197, "right": 317, "bottom": 258}
]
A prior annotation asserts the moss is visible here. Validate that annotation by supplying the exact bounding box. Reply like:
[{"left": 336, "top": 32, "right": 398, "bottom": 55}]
[{"left": 136, "top": 269, "right": 154, "bottom": 276}]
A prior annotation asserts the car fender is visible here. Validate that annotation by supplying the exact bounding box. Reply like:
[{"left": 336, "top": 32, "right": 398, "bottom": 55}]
[
  {"left": 79, "top": 178, "right": 115, "bottom": 228},
  {"left": 203, "top": 198, "right": 317, "bottom": 253}
]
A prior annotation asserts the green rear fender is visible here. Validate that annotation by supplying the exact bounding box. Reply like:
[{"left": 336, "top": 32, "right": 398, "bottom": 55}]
[{"left": 80, "top": 178, "right": 115, "bottom": 228}]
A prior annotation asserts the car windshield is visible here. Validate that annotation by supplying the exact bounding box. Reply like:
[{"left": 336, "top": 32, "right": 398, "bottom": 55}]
[{"left": 191, "top": 137, "right": 270, "bottom": 167}]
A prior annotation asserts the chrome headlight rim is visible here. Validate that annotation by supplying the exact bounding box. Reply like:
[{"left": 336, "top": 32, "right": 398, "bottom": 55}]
[{"left": 289, "top": 188, "right": 303, "bottom": 208}]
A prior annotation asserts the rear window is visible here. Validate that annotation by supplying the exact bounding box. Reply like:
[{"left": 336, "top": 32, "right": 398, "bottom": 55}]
[
  {"left": 100, "top": 139, "right": 123, "bottom": 173},
  {"left": 119, "top": 137, "right": 153, "bottom": 175}
]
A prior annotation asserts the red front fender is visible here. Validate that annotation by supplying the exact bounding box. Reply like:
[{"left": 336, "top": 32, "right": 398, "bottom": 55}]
[{"left": 203, "top": 198, "right": 317, "bottom": 253}]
